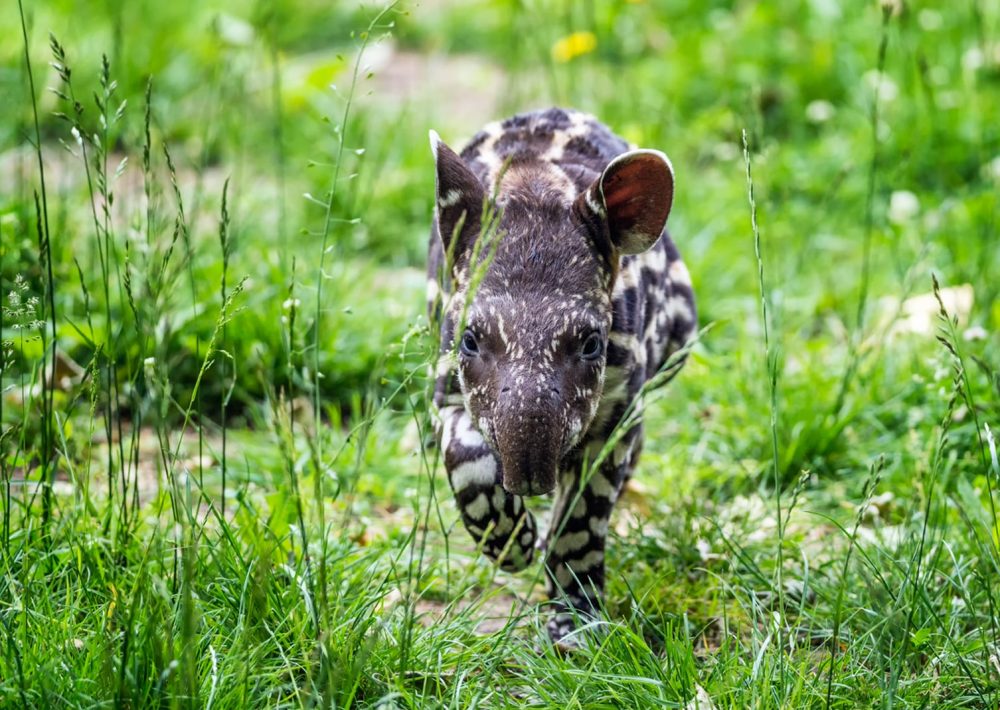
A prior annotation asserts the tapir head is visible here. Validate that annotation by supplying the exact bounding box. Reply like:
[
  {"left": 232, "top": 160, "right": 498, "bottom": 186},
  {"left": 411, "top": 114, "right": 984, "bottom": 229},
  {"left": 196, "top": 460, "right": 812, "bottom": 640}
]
[{"left": 431, "top": 132, "right": 674, "bottom": 496}]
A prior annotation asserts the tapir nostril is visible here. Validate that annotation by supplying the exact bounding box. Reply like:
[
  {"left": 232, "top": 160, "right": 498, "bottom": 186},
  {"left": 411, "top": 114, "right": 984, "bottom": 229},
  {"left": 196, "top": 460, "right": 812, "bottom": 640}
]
[
  {"left": 549, "top": 386, "right": 560, "bottom": 396},
  {"left": 501, "top": 386, "right": 511, "bottom": 393}
]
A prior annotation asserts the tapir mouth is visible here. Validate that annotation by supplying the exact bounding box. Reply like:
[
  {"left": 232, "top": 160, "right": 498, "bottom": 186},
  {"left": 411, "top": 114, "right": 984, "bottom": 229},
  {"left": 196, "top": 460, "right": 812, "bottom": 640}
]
[{"left": 502, "top": 471, "right": 557, "bottom": 497}]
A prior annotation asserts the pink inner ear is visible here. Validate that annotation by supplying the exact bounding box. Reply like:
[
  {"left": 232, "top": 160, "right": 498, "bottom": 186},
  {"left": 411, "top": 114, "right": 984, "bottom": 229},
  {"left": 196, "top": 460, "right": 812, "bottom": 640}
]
[{"left": 601, "top": 154, "right": 674, "bottom": 253}]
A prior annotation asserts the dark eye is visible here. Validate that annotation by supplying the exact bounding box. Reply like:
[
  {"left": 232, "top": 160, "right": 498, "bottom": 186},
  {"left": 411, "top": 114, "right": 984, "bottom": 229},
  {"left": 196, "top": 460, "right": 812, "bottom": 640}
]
[
  {"left": 580, "top": 332, "right": 603, "bottom": 360},
  {"left": 460, "top": 329, "right": 479, "bottom": 356}
]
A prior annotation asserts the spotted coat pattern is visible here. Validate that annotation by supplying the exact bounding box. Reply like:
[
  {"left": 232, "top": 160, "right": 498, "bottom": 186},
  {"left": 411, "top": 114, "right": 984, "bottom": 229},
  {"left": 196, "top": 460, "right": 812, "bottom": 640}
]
[{"left": 426, "top": 108, "right": 696, "bottom": 642}]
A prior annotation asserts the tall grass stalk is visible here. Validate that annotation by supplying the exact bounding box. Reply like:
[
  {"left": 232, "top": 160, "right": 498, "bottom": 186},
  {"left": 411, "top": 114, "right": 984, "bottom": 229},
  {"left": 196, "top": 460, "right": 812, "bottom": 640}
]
[
  {"left": 17, "top": 0, "right": 57, "bottom": 535},
  {"left": 311, "top": 1, "right": 399, "bottom": 449},
  {"left": 742, "top": 127, "right": 786, "bottom": 689},
  {"left": 48, "top": 37, "right": 130, "bottom": 539},
  {"left": 164, "top": 136, "right": 207, "bottom": 501},
  {"left": 300, "top": 5, "right": 399, "bottom": 673},
  {"left": 931, "top": 275, "right": 1000, "bottom": 703},
  {"left": 219, "top": 179, "right": 232, "bottom": 517}
]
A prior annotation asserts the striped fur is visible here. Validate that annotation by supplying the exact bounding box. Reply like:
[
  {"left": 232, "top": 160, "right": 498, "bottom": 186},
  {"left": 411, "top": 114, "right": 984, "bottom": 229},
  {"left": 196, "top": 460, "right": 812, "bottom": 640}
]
[{"left": 426, "top": 108, "right": 696, "bottom": 643}]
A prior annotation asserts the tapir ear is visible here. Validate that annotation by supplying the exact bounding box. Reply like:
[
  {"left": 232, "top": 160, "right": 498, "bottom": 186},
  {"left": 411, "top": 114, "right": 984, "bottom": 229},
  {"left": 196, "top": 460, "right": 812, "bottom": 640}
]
[
  {"left": 431, "top": 130, "right": 485, "bottom": 267},
  {"left": 577, "top": 150, "right": 674, "bottom": 255}
]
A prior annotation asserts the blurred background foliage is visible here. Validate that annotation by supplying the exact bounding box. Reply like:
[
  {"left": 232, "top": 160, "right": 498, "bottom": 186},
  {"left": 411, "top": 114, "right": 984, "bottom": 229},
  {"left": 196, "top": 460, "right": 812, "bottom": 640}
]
[{"left": 3, "top": 2, "right": 1000, "bottom": 705}]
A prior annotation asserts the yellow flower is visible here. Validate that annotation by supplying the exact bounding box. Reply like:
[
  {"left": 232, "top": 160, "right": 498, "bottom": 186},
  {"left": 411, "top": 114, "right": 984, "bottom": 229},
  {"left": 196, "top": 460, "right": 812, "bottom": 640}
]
[{"left": 551, "top": 31, "right": 597, "bottom": 63}]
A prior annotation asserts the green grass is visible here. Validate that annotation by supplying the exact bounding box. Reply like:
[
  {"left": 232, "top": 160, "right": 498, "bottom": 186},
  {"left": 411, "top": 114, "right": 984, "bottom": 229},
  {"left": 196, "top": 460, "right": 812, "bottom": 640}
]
[{"left": 3, "top": 0, "right": 1000, "bottom": 707}]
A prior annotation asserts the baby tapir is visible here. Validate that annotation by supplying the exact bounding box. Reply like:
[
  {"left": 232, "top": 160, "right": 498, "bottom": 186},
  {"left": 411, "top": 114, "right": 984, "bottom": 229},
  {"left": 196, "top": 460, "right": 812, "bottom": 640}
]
[{"left": 427, "top": 107, "right": 696, "bottom": 642}]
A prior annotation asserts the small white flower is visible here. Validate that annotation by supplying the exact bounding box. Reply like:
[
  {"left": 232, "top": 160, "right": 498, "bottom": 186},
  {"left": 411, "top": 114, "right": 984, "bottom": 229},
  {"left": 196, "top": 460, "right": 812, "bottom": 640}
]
[
  {"left": 963, "top": 325, "right": 988, "bottom": 342},
  {"left": 917, "top": 9, "right": 943, "bottom": 31},
  {"left": 143, "top": 357, "right": 157, "bottom": 396},
  {"left": 805, "top": 99, "right": 835, "bottom": 124},
  {"left": 695, "top": 538, "right": 716, "bottom": 562},
  {"left": 282, "top": 298, "right": 301, "bottom": 311},
  {"left": 215, "top": 13, "right": 255, "bottom": 46},
  {"left": 864, "top": 70, "right": 899, "bottom": 102},
  {"left": 888, "top": 190, "right": 920, "bottom": 224},
  {"left": 983, "top": 155, "right": 1000, "bottom": 183},
  {"left": 962, "top": 47, "right": 984, "bottom": 72},
  {"left": 71, "top": 126, "right": 83, "bottom": 147}
]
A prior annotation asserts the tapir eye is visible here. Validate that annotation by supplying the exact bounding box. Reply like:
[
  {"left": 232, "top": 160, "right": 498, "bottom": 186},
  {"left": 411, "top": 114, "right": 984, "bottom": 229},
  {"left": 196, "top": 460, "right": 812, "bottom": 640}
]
[
  {"left": 580, "top": 332, "right": 603, "bottom": 360},
  {"left": 460, "top": 329, "right": 479, "bottom": 356}
]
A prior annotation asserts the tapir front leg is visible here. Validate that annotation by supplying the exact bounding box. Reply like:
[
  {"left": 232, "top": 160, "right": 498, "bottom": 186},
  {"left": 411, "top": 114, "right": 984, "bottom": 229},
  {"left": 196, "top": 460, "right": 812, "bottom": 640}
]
[
  {"left": 543, "top": 434, "right": 638, "bottom": 642},
  {"left": 439, "top": 405, "right": 538, "bottom": 571}
]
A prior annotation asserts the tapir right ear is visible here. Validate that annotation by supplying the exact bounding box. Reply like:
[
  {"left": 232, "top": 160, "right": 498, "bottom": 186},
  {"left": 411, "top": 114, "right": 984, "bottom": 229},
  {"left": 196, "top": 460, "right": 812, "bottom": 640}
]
[
  {"left": 576, "top": 149, "right": 675, "bottom": 256},
  {"left": 431, "top": 130, "right": 485, "bottom": 269}
]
